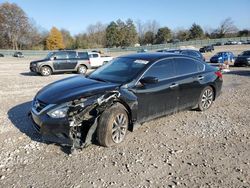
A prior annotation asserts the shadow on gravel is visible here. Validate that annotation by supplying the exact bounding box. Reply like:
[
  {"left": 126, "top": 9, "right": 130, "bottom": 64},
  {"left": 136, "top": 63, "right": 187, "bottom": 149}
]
[
  {"left": 225, "top": 69, "right": 250, "bottom": 77},
  {"left": 20, "top": 72, "right": 39, "bottom": 76},
  {"left": 7, "top": 101, "right": 72, "bottom": 154}
]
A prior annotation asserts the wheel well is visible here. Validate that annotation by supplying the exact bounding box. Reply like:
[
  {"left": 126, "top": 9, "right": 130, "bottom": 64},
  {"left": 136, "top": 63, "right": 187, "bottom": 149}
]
[
  {"left": 40, "top": 65, "right": 52, "bottom": 72},
  {"left": 78, "top": 64, "right": 88, "bottom": 69},
  {"left": 114, "top": 101, "right": 133, "bottom": 131},
  {"left": 209, "top": 85, "right": 216, "bottom": 100}
]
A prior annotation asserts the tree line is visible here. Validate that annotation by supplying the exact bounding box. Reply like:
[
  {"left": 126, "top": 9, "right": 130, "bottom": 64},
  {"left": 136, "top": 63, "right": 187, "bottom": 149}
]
[{"left": 0, "top": 2, "right": 250, "bottom": 50}]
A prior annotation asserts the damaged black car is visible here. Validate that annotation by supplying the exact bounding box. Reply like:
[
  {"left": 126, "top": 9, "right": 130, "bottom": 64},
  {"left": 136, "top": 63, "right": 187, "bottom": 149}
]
[{"left": 30, "top": 53, "right": 223, "bottom": 149}]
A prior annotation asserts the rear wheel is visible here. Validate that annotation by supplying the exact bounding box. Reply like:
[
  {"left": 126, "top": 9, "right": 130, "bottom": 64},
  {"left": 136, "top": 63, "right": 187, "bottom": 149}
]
[
  {"left": 40, "top": 66, "right": 52, "bottom": 76},
  {"left": 77, "top": 65, "right": 87, "bottom": 74},
  {"left": 97, "top": 103, "right": 128, "bottom": 147},
  {"left": 197, "top": 86, "right": 214, "bottom": 111}
]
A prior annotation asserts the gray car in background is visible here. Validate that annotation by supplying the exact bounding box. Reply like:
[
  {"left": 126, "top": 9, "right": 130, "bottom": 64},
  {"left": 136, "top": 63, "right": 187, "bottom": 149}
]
[{"left": 30, "top": 51, "right": 91, "bottom": 76}]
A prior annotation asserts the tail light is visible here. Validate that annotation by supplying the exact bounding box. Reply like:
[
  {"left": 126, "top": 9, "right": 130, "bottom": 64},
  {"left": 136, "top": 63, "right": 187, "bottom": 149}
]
[{"left": 215, "top": 71, "right": 223, "bottom": 79}]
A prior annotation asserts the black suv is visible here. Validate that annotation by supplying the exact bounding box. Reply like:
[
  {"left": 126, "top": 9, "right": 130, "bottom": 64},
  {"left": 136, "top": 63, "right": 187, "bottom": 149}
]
[
  {"left": 199, "top": 45, "right": 214, "bottom": 53},
  {"left": 234, "top": 50, "right": 250, "bottom": 67},
  {"left": 30, "top": 51, "right": 90, "bottom": 76}
]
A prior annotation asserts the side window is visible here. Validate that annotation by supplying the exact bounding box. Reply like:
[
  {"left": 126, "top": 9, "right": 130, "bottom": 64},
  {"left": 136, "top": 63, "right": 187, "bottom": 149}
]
[
  {"left": 143, "top": 59, "right": 175, "bottom": 80},
  {"left": 174, "top": 58, "right": 203, "bottom": 76},
  {"left": 67, "top": 51, "right": 77, "bottom": 59},
  {"left": 92, "top": 54, "right": 99, "bottom": 58},
  {"left": 55, "top": 51, "right": 67, "bottom": 59},
  {"left": 78, "top": 52, "right": 89, "bottom": 59}
]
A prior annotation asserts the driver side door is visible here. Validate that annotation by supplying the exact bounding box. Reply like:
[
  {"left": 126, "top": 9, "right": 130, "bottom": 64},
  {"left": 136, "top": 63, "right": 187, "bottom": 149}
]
[{"left": 132, "top": 59, "right": 179, "bottom": 123}]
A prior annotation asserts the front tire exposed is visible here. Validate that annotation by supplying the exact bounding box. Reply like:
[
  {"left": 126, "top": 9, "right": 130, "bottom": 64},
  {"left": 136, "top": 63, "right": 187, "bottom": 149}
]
[
  {"left": 97, "top": 103, "right": 128, "bottom": 147},
  {"left": 197, "top": 86, "right": 214, "bottom": 111},
  {"left": 40, "top": 66, "right": 52, "bottom": 76}
]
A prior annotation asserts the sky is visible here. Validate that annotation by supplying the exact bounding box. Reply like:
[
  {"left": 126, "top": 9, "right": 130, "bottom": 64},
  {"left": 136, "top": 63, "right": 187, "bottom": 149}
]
[{"left": 3, "top": 0, "right": 250, "bottom": 35}]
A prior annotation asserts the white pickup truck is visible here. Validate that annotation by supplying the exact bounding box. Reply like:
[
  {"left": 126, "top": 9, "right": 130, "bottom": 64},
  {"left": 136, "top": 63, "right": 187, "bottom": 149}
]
[{"left": 88, "top": 52, "right": 113, "bottom": 68}]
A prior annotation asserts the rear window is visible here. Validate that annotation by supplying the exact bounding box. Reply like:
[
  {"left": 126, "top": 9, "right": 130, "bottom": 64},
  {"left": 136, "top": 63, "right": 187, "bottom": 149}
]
[
  {"left": 174, "top": 57, "right": 204, "bottom": 76},
  {"left": 242, "top": 51, "right": 250, "bottom": 56},
  {"left": 78, "top": 52, "right": 89, "bottom": 59}
]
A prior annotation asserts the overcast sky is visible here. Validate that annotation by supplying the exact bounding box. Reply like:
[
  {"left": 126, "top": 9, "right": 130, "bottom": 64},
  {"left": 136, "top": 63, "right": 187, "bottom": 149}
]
[{"left": 6, "top": 0, "right": 250, "bottom": 35}]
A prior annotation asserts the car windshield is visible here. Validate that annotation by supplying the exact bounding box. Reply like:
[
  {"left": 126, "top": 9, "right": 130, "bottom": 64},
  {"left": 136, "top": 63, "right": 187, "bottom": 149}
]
[
  {"left": 45, "top": 52, "right": 55, "bottom": 59},
  {"left": 88, "top": 57, "right": 148, "bottom": 84}
]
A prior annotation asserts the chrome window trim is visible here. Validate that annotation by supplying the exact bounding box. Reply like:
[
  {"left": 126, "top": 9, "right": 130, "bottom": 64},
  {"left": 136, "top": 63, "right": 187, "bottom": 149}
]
[
  {"left": 135, "top": 56, "right": 205, "bottom": 85},
  {"left": 31, "top": 104, "right": 56, "bottom": 116}
]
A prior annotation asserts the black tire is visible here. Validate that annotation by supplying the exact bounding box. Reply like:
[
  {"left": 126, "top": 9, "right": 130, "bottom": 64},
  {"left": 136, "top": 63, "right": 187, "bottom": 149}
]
[
  {"left": 40, "top": 66, "right": 52, "bottom": 76},
  {"left": 77, "top": 65, "right": 87, "bottom": 74},
  {"left": 97, "top": 103, "right": 128, "bottom": 147},
  {"left": 197, "top": 86, "right": 214, "bottom": 111}
]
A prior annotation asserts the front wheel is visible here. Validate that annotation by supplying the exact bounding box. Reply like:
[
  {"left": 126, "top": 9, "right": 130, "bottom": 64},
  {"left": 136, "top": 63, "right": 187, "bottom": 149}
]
[
  {"left": 97, "top": 103, "right": 128, "bottom": 147},
  {"left": 197, "top": 86, "right": 214, "bottom": 111}
]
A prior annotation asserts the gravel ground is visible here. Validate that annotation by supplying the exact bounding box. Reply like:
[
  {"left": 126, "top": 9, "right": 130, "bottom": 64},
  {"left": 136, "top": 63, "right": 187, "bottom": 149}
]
[{"left": 0, "top": 47, "right": 249, "bottom": 187}]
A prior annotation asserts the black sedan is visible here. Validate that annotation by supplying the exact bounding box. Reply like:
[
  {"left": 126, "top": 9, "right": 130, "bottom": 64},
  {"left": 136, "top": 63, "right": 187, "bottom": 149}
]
[
  {"left": 30, "top": 53, "right": 223, "bottom": 149},
  {"left": 234, "top": 50, "right": 250, "bottom": 67}
]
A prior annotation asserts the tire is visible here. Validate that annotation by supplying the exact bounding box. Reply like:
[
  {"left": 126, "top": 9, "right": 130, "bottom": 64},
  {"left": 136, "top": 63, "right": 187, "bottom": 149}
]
[
  {"left": 197, "top": 86, "right": 214, "bottom": 111},
  {"left": 97, "top": 103, "right": 129, "bottom": 147},
  {"left": 77, "top": 65, "right": 87, "bottom": 75},
  {"left": 40, "top": 66, "right": 52, "bottom": 76}
]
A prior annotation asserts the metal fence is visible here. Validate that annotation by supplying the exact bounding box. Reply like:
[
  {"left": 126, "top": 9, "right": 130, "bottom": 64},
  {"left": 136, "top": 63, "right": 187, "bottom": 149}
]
[{"left": 0, "top": 36, "right": 249, "bottom": 58}]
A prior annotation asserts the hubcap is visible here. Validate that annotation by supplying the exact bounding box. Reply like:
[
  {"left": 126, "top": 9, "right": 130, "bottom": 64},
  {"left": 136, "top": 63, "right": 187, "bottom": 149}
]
[
  {"left": 111, "top": 113, "right": 127, "bottom": 143},
  {"left": 79, "top": 67, "right": 86, "bottom": 74},
  {"left": 201, "top": 89, "right": 213, "bottom": 109},
  {"left": 42, "top": 67, "right": 50, "bottom": 75}
]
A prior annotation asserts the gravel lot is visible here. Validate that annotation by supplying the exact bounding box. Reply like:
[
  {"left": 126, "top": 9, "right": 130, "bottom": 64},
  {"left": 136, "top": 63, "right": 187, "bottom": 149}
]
[{"left": 0, "top": 46, "right": 249, "bottom": 187}]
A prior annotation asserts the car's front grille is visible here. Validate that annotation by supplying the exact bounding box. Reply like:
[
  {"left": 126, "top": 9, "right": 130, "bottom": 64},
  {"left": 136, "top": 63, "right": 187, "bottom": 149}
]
[{"left": 33, "top": 99, "right": 47, "bottom": 113}]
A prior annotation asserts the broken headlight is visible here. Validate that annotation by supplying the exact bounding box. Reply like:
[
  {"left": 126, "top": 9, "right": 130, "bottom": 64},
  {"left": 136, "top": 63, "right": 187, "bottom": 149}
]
[{"left": 47, "top": 104, "right": 69, "bottom": 118}]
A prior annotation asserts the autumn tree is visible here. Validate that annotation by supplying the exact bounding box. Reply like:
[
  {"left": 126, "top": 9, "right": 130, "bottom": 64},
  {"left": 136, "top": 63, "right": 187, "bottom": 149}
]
[
  {"left": 61, "top": 29, "right": 75, "bottom": 49},
  {"left": 0, "top": 2, "right": 29, "bottom": 49},
  {"left": 189, "top": 23, "right": 204, "bottom": 39},
  {"left": 46, "top": 27, "right": 65, "bottom": 50},
  {"left": 155, "top": 27, "right": 172, "bottom": 44}
]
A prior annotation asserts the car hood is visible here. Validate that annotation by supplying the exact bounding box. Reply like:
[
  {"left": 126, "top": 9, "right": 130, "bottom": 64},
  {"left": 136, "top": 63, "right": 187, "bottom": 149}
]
[
  {"left": 31, "top": 59, "right": 48, "bottom": 64},
  {"left": 36, "top": 76, "right": 120, "bottom": 104}
]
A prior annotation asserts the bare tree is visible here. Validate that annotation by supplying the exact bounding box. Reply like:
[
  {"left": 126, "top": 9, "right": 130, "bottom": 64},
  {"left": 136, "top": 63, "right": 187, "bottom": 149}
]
[
  {"left": 0, "top": 2, "right": 29, "bottom": 50},
  {"left": 216, "top": 18, "right": 238, "bottom": 37}
]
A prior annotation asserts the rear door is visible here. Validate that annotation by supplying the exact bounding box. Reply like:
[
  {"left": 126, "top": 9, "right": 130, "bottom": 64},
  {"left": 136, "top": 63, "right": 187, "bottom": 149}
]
[
  {"left": 66, "top": 51, "right": 78, "bottom": 69},
  {"left": 132, "top": 59, "right": 179, "bottom": 122},
  {"left": 173, "top": 57, "right": 205, "bottom": 110},
  {"left": 53, "top": 51, "right": 69, "bottom": 70}
]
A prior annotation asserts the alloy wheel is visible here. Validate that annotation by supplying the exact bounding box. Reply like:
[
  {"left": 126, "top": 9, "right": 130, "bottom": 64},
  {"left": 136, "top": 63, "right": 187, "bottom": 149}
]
[
  {"left": 201, "top": 88, "right": 213, "bottom": 110},
  {"left": 111, "top": 113, "right": 127, "bottom": 143}
]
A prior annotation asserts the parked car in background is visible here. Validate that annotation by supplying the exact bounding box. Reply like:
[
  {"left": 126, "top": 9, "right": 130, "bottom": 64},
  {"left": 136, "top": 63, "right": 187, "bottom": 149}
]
[
  {"left": 137, "top": 49, "right": 148, "bottom": 53},
  {"left": 210, "top": 52, "right": 235, "bottom": 63},
  {"left": 157, "top": 49, "right": 206, "bottom": 62},
  {"left": 0, "top": 53, "right": 4, "bottom": 57},
  {"left": 30, "top": 51, "right": 90, "bottom": 76},
  {"left": 199, "top": 45, "right": 214, "bottom": 53},
  {"left": 213, "top": 42, "right": 224, "bottom": 46},
  {"left": 88, "top": 52, "right": 113, "bottom": 68},
  {"left": 30, "top": 53, "right": 223, "bottom": 148},
  {"left": 13, "top": 52, "right": 24, "bottom": 58},
  {"left": 234, "top": 50, "right": 250, "bottom": 67}
]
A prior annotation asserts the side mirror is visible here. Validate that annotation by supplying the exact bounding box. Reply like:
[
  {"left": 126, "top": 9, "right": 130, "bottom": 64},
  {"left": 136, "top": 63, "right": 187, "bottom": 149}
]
[{"left": 139, "top": 76, "right": 159, "bottom": 85}]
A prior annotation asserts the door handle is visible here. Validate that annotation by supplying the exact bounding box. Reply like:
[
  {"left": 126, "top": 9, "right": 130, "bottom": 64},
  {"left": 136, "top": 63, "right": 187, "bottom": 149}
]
[
  {"left": 170, "top": 83, "right": 179, "bottom": 89},
  {"left": 197, "top": 75, "right": 204, "bottom": 80}
]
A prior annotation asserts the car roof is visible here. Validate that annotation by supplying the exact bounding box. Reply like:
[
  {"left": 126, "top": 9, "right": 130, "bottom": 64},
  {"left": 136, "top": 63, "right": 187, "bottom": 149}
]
[{"left": 119, "top": 52, "right": 199, "bottom": 62}]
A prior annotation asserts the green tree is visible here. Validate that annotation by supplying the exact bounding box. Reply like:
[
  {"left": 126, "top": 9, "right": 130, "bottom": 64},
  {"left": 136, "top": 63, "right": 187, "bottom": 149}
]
[
  {"left": 46, "top": 27, "right": 65, "bottom": 50},
  {"left": 61, "top": 29, "right": 75, "bottom": 49},
  {"left": 105, "top": 21, "right": 120, "bottom": 47},
  {"left": 175, "top": 29, "right": 190, "bottom": 41},
  {"left": 155, "top": 27, "right": 172, "bottom": 44},
  {"left": 123, "top": 19, "right": 138, "bottom": 46},
  {"left": 189, "top": 23, "right": 204, "bottom": 39}
]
